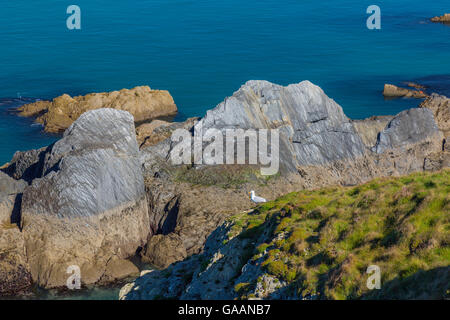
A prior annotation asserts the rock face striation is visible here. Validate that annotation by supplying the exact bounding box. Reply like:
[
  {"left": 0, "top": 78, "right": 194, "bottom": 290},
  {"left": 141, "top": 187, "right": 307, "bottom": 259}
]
[
  {"left": 1, "top": 109, "right": 149, "bottom": 291},
  {"left": 17, "top": 86, "right": 177, "bottom": 133},
  {"left": 196, "top": 80, "right": 366, "bottom": 171},
  {"left": 373, "top": 108, "right": 441, "bottom": 154}
]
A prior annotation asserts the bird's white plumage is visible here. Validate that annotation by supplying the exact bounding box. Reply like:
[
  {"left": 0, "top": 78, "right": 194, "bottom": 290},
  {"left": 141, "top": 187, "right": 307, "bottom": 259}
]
[{"left": 249, "top": 190, "right": 267, "bottom": 203}]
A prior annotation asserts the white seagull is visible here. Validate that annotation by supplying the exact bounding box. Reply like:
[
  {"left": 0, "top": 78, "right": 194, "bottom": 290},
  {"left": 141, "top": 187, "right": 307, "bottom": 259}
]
[{"left": 249, "top": 190, "right": 267, "bottom": 203}]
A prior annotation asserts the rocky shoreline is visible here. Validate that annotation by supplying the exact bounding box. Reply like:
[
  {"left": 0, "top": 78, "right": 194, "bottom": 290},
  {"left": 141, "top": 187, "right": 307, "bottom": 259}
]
[
  {"left": 16, "top": 86, "right": 177, "bottom": 133},
  {"left": 0, "top": 80, "right": 449, "bottom": 298}
]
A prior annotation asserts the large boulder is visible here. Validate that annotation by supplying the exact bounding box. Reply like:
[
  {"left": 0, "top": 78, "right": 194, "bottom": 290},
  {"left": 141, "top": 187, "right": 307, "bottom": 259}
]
[
  {"left": 372, "top": 108, "right": 445, "bottom": 175},
  {"left": 18, "top": 86, "right": 178, "bottom": 133},
  {"left": 19, "top": 108, "right": 149, "bottom": 288},
  {"left": 373, "top": 108, "right": 442, "bottom": 154},
  {"left": 195, "top": 80, "right": 366, "bottom": 170}
]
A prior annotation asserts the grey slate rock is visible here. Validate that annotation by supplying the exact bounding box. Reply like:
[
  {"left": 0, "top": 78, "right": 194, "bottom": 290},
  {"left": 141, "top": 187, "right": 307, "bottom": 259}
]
[
  {"left": 21, "top": 108, "right": 145, "bottom": 218},
  {"left": 2, "top": 147, "right": 49, "bottom": 182},
  {"left": 194, "top": 80, "right": 366, "bottom": 171},
  {"left": 373, "top": 108, "right": 440, "bottom": 154},
  {"left": 0, "top": 172, "right": 27, "bottom": 206}
]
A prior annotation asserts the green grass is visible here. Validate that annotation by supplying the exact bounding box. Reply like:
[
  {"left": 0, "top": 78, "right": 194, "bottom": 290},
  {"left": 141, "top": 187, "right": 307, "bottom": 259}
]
[{"left": 227, "top": 169, "right": 450, "bottom": 299}]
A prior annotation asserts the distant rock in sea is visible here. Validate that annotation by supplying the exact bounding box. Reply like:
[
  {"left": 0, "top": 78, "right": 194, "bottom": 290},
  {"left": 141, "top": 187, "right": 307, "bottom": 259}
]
[
  {"left": 383, "top": 83, "right": 427, "bottom": 99},
  {"left": 17, "top": 86, "right": 178, "bottom": 133},
  {"left": 430, "top": 13, "right": 450, "bottom": 23}
]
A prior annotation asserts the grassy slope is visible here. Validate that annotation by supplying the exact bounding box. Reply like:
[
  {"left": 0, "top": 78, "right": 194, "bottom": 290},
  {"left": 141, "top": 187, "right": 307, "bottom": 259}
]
[{"left": 229, "top": 170, "right": 450, "bottom": 299}]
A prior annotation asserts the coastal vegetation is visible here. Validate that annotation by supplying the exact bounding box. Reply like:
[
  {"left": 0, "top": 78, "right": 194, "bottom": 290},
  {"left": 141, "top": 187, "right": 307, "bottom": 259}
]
[{"left": 225, "top": 170, "right": 450, "bottom": 299}]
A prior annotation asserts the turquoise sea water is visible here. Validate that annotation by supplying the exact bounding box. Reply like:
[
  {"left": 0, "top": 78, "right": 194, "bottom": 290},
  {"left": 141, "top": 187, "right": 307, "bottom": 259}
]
[{"left": 0, "top": 0, "right": 449, "bottom": 164}]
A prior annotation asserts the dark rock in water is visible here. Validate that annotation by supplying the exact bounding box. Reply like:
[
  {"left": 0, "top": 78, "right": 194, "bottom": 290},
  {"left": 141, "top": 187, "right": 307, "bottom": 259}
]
[{"left": 373, "top": 108, "right": 441, "bottom": 154}]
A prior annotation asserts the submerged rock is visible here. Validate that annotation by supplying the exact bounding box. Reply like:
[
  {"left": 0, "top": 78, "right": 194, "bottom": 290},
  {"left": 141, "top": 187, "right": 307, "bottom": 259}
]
[{"left": 17, "top": 86, "right": 177, "bottom": 133}]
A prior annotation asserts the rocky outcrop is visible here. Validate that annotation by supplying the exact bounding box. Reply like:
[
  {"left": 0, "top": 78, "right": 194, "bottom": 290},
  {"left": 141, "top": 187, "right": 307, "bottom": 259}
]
[
  {"left": 120, "top": 169, "right": 450, "bottom": 300},
  {"left": 431, "top": 13, "right": 450, "bottom": 23},
  {"left": 3, "top": 80, "right": 449, "bottom": 297},
  {"left": 373, "top": 108, "right": 442, "bottom": 154},
  {"left": 383, "top": 84, "right": 427, "bottom": 99},
  {"left": 196, "top": 80, "right": 366, "bottom": 170},
  {"left": 0, "top": 171, "right": 27, "bottom": 199},
  {"left": 136, "top": 117, "right": 198, "bottom": 149},
  {"left": 142, "top": 234, "right": 187, "bottom": 269},
  {"left": 17, "top": 86, "right": 177, "bottom": 133},
  {"left": 1, "top": 109, "right": 149, "bottom": 290},
  {"left": 0, "top": 172, "right": 30, "bottom": 296},
  {"left": 419, "top": 94, "right": 450, "bottom": 139},
  {"left": 2, "top": 147, "right": 48, "bottom": 182},
  {"left": 372, "top": 108, "right": 446, "bottom": 175},
  {"left": 133, "top": 81, "right": 448, "bottom": 276}
]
